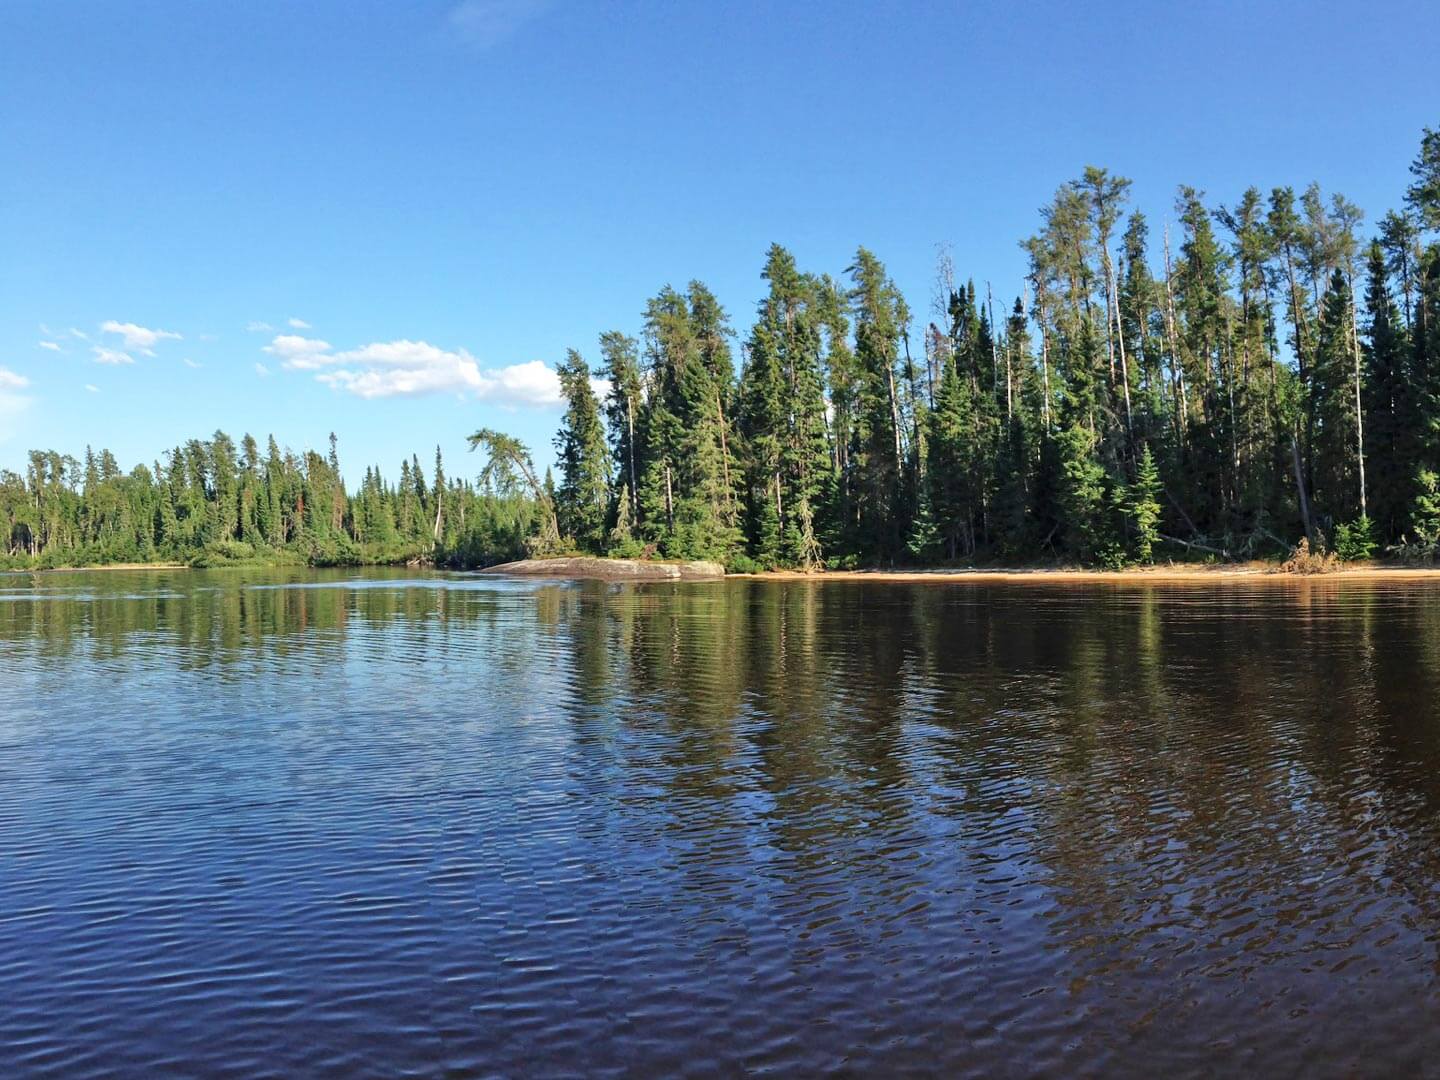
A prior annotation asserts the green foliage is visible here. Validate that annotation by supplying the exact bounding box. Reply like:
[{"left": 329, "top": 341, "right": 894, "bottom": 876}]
[
  {"left": 2, "top": 432, "right": 532, "bottom": 571},
  {"left": 1332, "top": 515, "right": 1377, "bottom": 561},
  {"left": 1128, "top": 446, "right": 1163, "bottom": 563},
  {"left": 11, "top": 126, "right": 1440, "bottom": 575},
  {"left": 1055, "top": 423, "right": 1112, "bottom": 561},
  {"left": 724, "top": 553, "right": 765, "bottom": 575},
  {"left": 1411, "top": 469, "right": 1440, "bottom": 550},
  {"left": 553, "top": 349, "right": 611, "bottom": 552},
  {"left": 737, "top": 244, "right": 832, "bottom": 568},
  {"left": 1407, "top": 126, "right": 1440, "bottom": 231}
]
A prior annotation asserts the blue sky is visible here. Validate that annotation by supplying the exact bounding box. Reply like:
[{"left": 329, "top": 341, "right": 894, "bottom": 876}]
[{"left": 1, "top": 0, "right": 1436, "bottom": 481}]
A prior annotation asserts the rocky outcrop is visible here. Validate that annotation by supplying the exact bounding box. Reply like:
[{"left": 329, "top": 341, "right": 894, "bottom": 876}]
[{"left": 480, "top": 557, "right": 726, "bottom": 581}]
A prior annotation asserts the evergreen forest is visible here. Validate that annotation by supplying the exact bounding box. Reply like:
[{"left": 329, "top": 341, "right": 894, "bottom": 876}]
[{"left": 6, "top": 127, "right": 1440, "bottom": 572}]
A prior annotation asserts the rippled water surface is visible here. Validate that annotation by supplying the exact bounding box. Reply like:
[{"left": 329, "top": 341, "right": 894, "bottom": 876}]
[{"left": 5, "top": 568, "right": 1440, "bottom": 1077}]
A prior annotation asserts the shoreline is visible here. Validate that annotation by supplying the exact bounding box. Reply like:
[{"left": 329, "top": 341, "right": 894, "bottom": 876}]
[
  {"left": 734, "top": 564, "right": 1440, "bottom": 584},
  {"left": 8, "top": 559, "right": 1440, "bottom": 583},
  {"left": 4, "top": 562, "right": 191, "bottom": 574}
]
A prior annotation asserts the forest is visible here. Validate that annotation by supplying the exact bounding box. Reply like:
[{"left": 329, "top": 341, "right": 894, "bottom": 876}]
[
  {"left": 4, "top": 126, "right": 1439, "bottom": 572},
  {"left": 0, "top": 435, "right": 537, "bottom": 570}
]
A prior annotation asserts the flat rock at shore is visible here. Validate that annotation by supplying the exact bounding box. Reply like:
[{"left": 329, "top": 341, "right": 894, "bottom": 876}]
[{"left": 481, "top": 557, "right": 726, "bottom": 581}]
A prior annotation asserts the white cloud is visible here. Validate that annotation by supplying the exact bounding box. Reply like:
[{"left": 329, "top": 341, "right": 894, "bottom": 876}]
[
  {"left": 38, "top": 340, "right": 62, "bottom": 352},
  {"left": 473, "top": 357, "right": 563, "bottom": 407},
  {"left": 287, "top": 317, "right": 311, "bottom": 329},
  {"left": 0, "top": 368, "right": 32, "bottom": 429},
  {"left": 255, "top": 362, "right": 271, "bottom": 377},
  {"left": 314, "top": 339, "right": 495, "bottom": 399},
  {"left": 264, "top": 334, "right": 334, "bottom": 367},
  {"left": 92, "top": 346, "right": 134, "bottom": 365},
  {"left": 182, "top": 357, "right": 202, "bottom": 369},
  {"left": 449, "top": 0, "right": 552, "bottom": 48},
  {"left": 85, "top": 384, "right": 100, "bottom": 393},
  {"left": 101, "top": 320, "right": 181, "bottom": 355},
  {"left": 270, "top": 333, "right": 564, "bottom": 405},
  {"left": 246, "top": 321, "right": 275, "bottom": 333}
]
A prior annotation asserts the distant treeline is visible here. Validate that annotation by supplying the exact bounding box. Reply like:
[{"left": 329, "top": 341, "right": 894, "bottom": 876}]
[
  {"left": 1, "top": 434, "right": 536, "bottom": 570},
  {"left": 7, "top": 127, "right": 1440, "bottom": 573},
  {"left": 498, "top": 126, "right": 1440, "bottom": 570}
]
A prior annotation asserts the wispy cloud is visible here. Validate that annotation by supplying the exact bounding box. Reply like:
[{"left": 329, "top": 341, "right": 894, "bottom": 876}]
[
  {"left": 38, "top": 340, "right": 62, "bottom": 352},
  {"left": 255, "top": 362, "right": 271, "bottom": 377},
  {"left": 287, "top": 317, "right": 311, "bottom": 330},
  {"left": 246, "top": 321, "right": 275, "bottom": 333},
  {"left": 100, "top": 320, "right": 181, "bottom": 355},
  {"left": 85, "top": 384, "right": 100, "bottom": 394},
  {"left": 92, "top": 346, "right": 135, "bottom": 365},
  {"left": 264, "top": 333, "right": 567, "bottom": 405},
  {"left": 448, "top": 0, "right": 552, "bottom": 49},
  {"left": 69, "top": 328, "right": 90, "bottom": 341},
  {"left": 0, "top": 368, "right": 32, "bottom": 429},
  {"left": 182, "top": 357, "right": 202, "bottom": 369}
]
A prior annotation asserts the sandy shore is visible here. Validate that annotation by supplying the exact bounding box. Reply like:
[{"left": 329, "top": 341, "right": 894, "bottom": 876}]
[
  {"left": 482, "top": 556, "right": 726, "bottom": 581},
  {"left": 731, "top": 564, "right": 1440, "bottom": 584},
  {"left": 10, "top": 560, "right": 1440, "bottom": 584},
  {"left": 11, "top": 563, "right": 191, "bottom": 574}
]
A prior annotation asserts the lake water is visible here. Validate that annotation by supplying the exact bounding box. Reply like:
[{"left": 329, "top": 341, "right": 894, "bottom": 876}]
[{"left": 4, "top": 568, "right": 1440, "bottom": 1077}]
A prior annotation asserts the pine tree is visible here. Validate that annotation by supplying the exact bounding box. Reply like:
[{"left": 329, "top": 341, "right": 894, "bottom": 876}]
[
  {"left": 924, "top": 336, "right": 976, "bottom": 559},
  {"left": 553, "top": 349, "right": 610, "bottom": 552},
  {"left": 737, "top": 306, "right": 786, "bottom": 566},
  {"left": 599, "top": 331, "right": 643, "bottom": 528},
  {"left": 736, "top": 245, "right": 832, "bottom": 568},
  {"left": 1311, "top": 268, "right": 1362, "bottom": 526},
  {"left": 847, "top": 247, "right": 907, "bottom": 561},
  {"left": 1362, "top": 240, "right": 1414, "bottom": 542},
  {"left": 636, "top": 285, "right": 741, "bottom": 561},
  {"left": 1129, "top": 445, "right": 1163, "bottom": 562}
]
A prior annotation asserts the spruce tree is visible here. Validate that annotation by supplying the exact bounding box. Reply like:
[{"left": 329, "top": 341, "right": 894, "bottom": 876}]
[
  {"left": 1129, "top": 446, "right": 1163, "bottom": 563},
  {"left": 847, "top": 248, "right": 907, "bottom": 561},
  {"left": 553, "top": 349, "right": 610, "bottom": 552},
  {"left": 1311, "top": 268, "right": 1362, "bottom": 526}
]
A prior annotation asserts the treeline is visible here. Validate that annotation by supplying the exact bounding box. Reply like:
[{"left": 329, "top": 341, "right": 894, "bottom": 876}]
[
  {"left": 8, "top": 128, "right": 1440, "bottom": 574},
  {"left": 518, "top": 127, "right": 1440, "bottom": 569},
  {"left": 0, "top": 433, "right": 537, "bottom": 569}
]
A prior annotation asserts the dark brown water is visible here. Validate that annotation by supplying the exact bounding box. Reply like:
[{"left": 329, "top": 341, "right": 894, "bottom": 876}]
[{"left": 3, "top": 568, "right": 1440, "bottom": 1077}]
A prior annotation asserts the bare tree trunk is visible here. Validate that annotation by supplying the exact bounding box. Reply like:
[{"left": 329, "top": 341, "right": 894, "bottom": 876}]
[
  {"left": 1163, "top": 225, "right": 1187, "bottom": 442},
  {"left": 716, "top": 392, "right": 734, "bottom": 518},
  {"left": 1034, "top": 291, "right": 1052, "bottom": 432},
  {"left": 1224, "top": 308, "right": 1239, "bottom": 504},
  {"left": 1101, "top": 253, "right": 1118, "bottom": 387},
  {"left": 1349, "top": 282, "right": 1368, "bottom": 518},
  {"left": 1292, "top": 435, "right": 1314, "bottom": 542},
  {"left": 1281, "top": 242, "right": 1315, "bottom": 484},
  {"left": 625, "top": 396, "right": 637, "bottom": 507},
  {"left": 1106, "top": 248, "right": 1133, "bottom": 443},
  {"left": 774, "top": 471, "right": 784, "bottom": 537},
  {"left": 987, "top": 282, "right": 1010, "bottom": 422},
  {"left": 902, "top": 332, "right": 923, "bottom": 467},
  {"left": 886, "top": 364, "right": 904, "bottom": 469}
]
